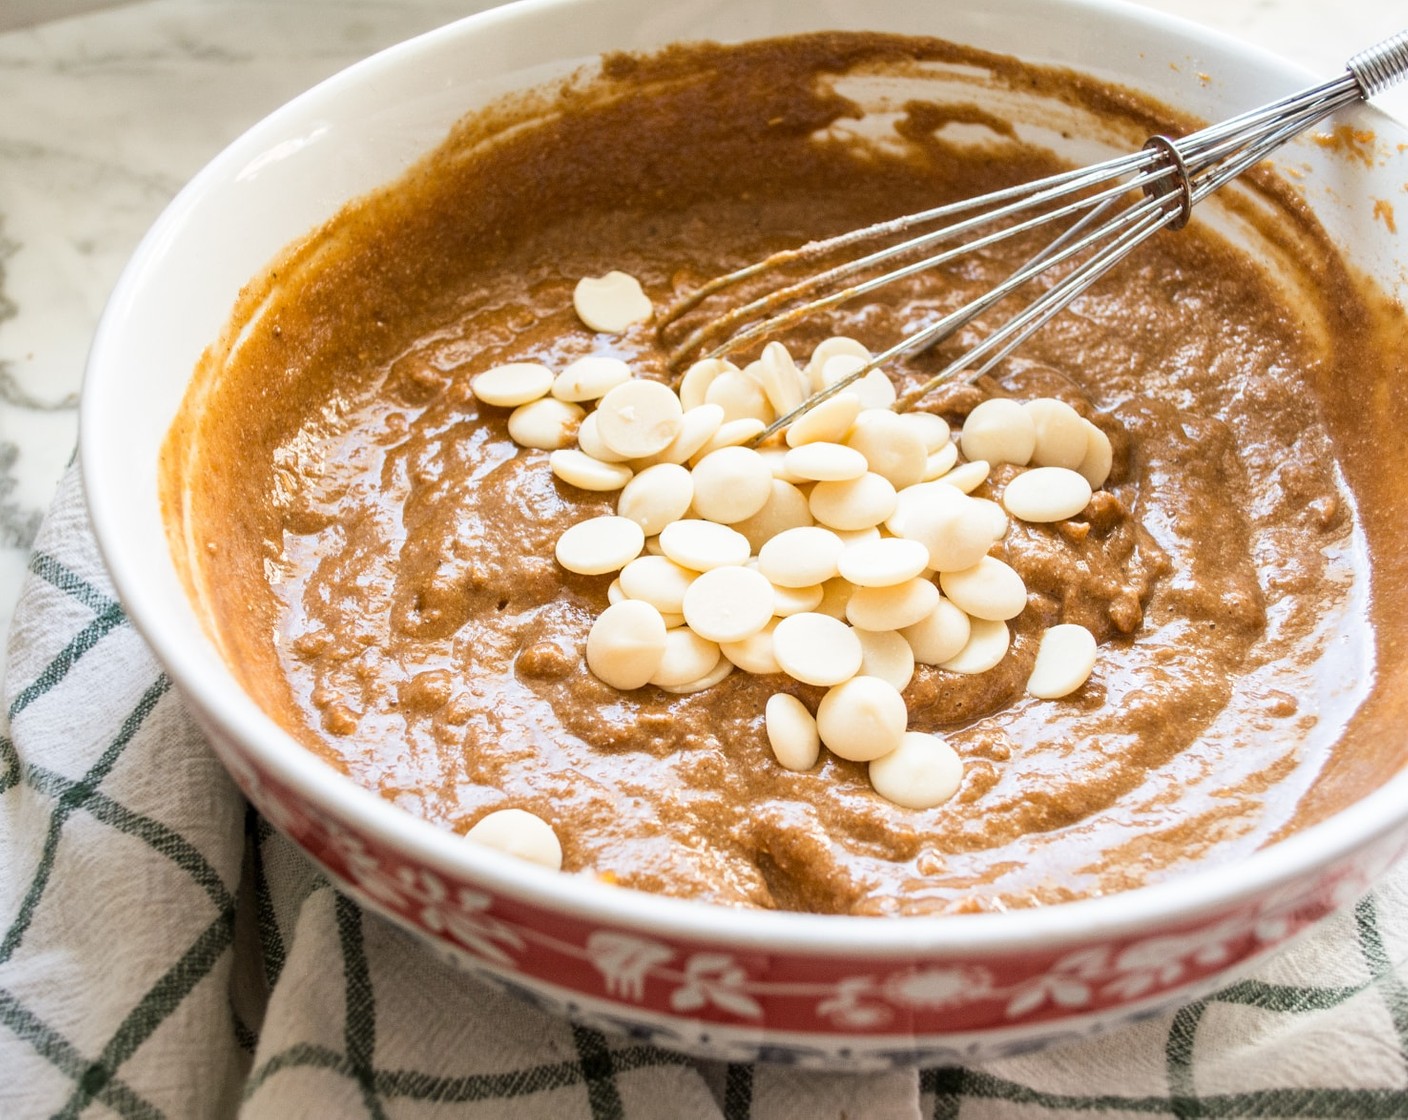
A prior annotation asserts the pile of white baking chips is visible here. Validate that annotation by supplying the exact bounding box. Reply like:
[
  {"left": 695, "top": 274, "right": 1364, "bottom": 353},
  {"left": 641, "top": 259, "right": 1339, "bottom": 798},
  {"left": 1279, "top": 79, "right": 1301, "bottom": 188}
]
[{"left": 470, "top": 271, "right": 1113, "bottom": 819}]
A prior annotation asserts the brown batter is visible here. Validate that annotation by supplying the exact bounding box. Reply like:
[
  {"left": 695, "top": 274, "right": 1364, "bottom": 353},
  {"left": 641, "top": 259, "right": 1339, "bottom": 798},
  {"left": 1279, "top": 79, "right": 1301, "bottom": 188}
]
[{"left": 160, "top": 33, "right": 1408, "bottom": 915}]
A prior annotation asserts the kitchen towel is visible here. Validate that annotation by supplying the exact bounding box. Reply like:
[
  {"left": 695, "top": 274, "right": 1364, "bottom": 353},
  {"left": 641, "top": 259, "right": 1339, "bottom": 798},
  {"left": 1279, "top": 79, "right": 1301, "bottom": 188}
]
[{"left": 3, "top": 462, "right": 1407, "bottom": 1118}]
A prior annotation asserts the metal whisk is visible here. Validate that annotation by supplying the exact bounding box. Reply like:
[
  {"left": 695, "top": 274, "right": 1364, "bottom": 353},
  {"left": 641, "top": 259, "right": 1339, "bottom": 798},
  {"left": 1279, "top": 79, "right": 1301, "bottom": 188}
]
[{"left": 657, "top": 30, "right": 1408, "bottom": 437}]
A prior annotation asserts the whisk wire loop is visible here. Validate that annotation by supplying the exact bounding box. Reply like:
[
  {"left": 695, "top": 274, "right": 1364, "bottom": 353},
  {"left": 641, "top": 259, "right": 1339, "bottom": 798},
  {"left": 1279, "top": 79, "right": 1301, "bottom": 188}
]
[
  {"left": 669, "top": 165, "right": 1161, "bottom": 368},
  {"left": 1140, "top": 136, "right": 1193, "bottom": 228}
]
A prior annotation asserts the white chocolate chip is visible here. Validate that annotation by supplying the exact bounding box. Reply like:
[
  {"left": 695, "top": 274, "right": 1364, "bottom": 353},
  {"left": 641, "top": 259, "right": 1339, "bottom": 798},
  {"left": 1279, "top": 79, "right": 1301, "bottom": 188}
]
[
  {"left": 837, "top": 537, "right": 930, "bottom": 588},
  {"left": 681, "top": 565, "right": 775, "bottom": 643},
  {"left": 970, "top": 497, "right": 1010, "bottom": 540},
  {"left": 765, "top": 693, "right": 821, "bottom": 771},
  {"left": 552, "top": 355, "right": 632, "bottom": 402},
  {"left": 785, "top": 392, "right": 863, "bottom": 447},
  {"left": 705, "top": 369, "right": 774, "bottom": 424},
  {"left": 575, "top": 411, "right": 631, "bottom": 463},
  {"left": 731, "top": 480, "right": 815, "bottom": 553},
  {"left": 903, "top": 411, "right": 952, "bottom": 453},
  {"left": 784, "top": 441, "right": 869, "bottom": 482},
  {"left": 679, "top": 358, "right": 734, "bottom": 411},
  {"left": 940, "top": 459, "right": 991, "bottom": 494},
  {"left": 691, "top": 417, "right": 768, "bottom": 460},
  {"left": 805, "top": 336, "right": 870, "bottom": 392},
  {"left": 1078, "top": 419, "right": 1114, "bottom": 489},
  {"left": 757, "top": 341, "right": 807, "bottom": 417},
  {"left": 815, "top": 675, "right": 906, "bottom": 762},
  {"left": 845, "top": 409, "right": 927, "bottom": 489},
  {"left": 809, "top": 472, "right": 898, "bottom": 531},
  {"left": 618, "top": 554, "right": 696, "bottom": 614},
  {"left": 771, "top": 582, "right": 825, "bottom": 617},
  {"left": 939, "top": 556, "right": 1027, "bottom": 621},
  {"left": 653, "top": 656, "right": 737, "bottom": 693},
  {"left": 617, "top": 463, "right": 694, "bottom": 536},
  {"left": 1027, "top": 623, "right": 1098, "bottom": 699},
  {"left": 465, "top": 808, "right": 563, "bottom": 870},
  {"left": 939, "top": 616, "right": 1010, "bottom": 674},
  {"left": 758, "top": 446, "right": 803, "bottom": 483},
  {"left": 573, "top": 270, "right": 652, "bottom": 333},
  {"left": 555, "top": 515, "right": 645, "bottom": 575},
  {"left": 852, "top": 368, "right": 898, "bottom": 410},
  {"left": 549, "top": 448, "right": 633, "bottom": 491},
  {"left": 960, "top": 398, "right": 1035, "bottom": 466},
  {"left": 900, "top": 497, "right": 998, "bottom": 573},
  {"left": 691, "top": 446, "right": 773, "bottom": 523},
  {"left": 854, "top": 628, "right": 916, "bottom": 692},
  {"left": 922, "top": 441, "right": 960, "bottom": 481},
  {"left": 868, "top": 732, "right": 962, "bottom": 809},
  {"left": 886, "top": 479, "right": 966, "bottom": 537},
  {"left": 1024, "top": 398, "right": 1088, "bottom": 469},
  {"left": 648, "top": 403, "right": 725, "bottom": 466},
  {"left": 657, "top": 655, "right": 736, "bottom": 694},
  {"left": 845, "top": 577, "right": 940, "bottom": 631},
  {"left": 821, "top": 354, "right": 896, "bottom": 409},
  {"left": 596, "top": 379, "right": 684, "bottom": 459},
  {"left": 813, "top": 351, "right": 858, "bottom": 387},
  {"left": 832, "top": 526, "right": 882, "bottom": 549},
  {"left": 720, "top": 618, "right": 782, "bottom": 674},
  {"left": 757, "top": 525, "right": 845, "bottom": 588},
  {"left": 586, "top": 599, "right": 668, "bottom": 689},
  {"left": 1002, "top": 466, "right": 1092, "bottom": 523},
  {"left": 814, "top": 576, "right": 854, "bottom": 621},
  {"left": 508, "top": 397, "right": 584, "bottom": 450},
  {"left": 658, "top": 519, "right": 751, "bottom": 572},
  {"left": 471, "top": 362, "right": 556, "bottom": 408},
  {"left": 901, "top": 598, "right": 972, "bottom": 665},
  {"left": 649, "top": 627, "right": 723, "bottom": 689},
  {"left": 772, "top": 612, "right": 864, "bottom": 687}
]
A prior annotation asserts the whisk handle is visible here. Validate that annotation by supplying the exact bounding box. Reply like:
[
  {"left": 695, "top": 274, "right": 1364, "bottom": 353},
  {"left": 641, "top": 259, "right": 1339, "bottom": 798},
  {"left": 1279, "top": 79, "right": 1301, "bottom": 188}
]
[{"left": 1348, "top": 29, "right": 1408, "bottom": 98}]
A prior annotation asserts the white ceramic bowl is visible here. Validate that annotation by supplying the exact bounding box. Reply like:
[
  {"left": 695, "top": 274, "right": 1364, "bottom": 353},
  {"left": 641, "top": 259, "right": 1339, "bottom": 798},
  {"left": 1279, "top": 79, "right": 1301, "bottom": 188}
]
[{"left": 81, "top": 0, "right": 1408, "bottom": 1068}]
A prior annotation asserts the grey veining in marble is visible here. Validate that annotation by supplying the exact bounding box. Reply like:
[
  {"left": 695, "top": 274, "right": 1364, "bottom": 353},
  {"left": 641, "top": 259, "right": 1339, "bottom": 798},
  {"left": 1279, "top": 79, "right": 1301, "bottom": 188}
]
[
  {"left": 0, "top": 0, "right": 477, "bottom": 655},
  {"left": 0, "top": 0, "right": 1404, "bottom": 662}
]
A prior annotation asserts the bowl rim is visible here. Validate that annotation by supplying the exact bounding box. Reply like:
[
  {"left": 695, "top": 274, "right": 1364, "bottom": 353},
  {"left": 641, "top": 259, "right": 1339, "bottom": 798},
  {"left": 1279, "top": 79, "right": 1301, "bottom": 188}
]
[{"left": 80, "top": 0, "right": 1408, "bottom": 959}]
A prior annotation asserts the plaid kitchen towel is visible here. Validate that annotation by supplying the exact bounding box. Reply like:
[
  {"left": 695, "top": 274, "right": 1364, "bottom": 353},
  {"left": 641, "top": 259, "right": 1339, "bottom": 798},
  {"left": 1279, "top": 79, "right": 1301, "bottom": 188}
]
[{"left": 3, "top": 462, "right": 1408, "bottom": 1119}]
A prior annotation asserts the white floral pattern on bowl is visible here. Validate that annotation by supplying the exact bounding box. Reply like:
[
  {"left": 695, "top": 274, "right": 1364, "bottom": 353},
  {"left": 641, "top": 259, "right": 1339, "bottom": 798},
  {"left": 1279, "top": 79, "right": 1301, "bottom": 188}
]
[{"left": 208, "top": 722, "right": 1405, "bottom": 1066}]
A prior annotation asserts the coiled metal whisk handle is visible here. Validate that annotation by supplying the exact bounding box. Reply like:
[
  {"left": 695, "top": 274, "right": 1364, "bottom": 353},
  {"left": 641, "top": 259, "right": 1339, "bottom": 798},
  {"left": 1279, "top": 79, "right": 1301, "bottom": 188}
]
[{"left": 1349, "top": 29, "right": 1408, "bottom": 97}]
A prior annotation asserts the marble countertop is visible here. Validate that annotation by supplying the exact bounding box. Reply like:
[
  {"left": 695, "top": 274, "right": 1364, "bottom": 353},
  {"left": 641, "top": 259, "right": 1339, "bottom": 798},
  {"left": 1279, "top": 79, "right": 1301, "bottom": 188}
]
[{"left": 0, "top": 0, "right": 1404, "bottom": 660}]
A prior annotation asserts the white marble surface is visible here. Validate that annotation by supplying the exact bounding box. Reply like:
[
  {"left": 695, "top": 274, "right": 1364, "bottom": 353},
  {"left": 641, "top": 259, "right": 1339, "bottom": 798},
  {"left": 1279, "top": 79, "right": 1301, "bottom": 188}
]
[{"left": 0, "top": 0, "right": 1404, "bottom": 661}]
